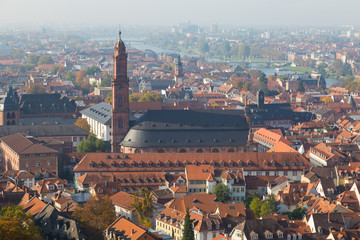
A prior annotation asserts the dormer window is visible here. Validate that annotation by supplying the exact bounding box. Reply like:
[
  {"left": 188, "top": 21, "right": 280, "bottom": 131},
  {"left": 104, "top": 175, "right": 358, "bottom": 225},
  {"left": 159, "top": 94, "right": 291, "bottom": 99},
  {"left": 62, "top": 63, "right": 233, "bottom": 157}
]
[
  {"left": 300, "top": 162, "right": 304, "bottom": 166},
  {"left": 166, "top": 162, "right": 170, "bottom": 168},
  {"left": 111, "top": 162, "right": 116, "bottom": 168},
  {"left": 250, "top": 232, "right": 258, "bottom": 240},
  {"left": 137, "top": 179, "right": 141, "bottom": 183},
  {"left": 90, "top": 163, "right": 94, "bottom": 168},
  {"left": 152, "top": 178, "right": 155, "bottom": 183},
  {"left": 238, "top": 162, "right": 242, "bottom": 167},
  {"left": 291, "top": 162, "right": 296, "bottom": 166},
  {"left": 271, "top": 162, "right": 276, "bottom": 167},
  {"left": 120, "top": 162, "right": 125, "bottom": 168},
  {"left": 145, "top": 178, "right": 149, "bottom": 183},
  {"left": 264, "top": 161, "right": 268, "bottom": 167},
  {"left": 175, "top": 162, "right": 179, "bottom": 167},
  {"left": 158, "top": 179, "right": 162, "bottom": 182},
  {"left": 98, "top": 162, "right": 103, "bottom": 168},
  {"left": 265, "top": 231, "right": 273, "bottom": 239},
  {"left": 131, "top": 162, "right": 135, "bottom": 168},
  {"left": 56, "top": 184, "right": 63, "bottom": 190},
  {"left": 148, "top": 162, "right": 152, "bottom": 168},
  {"left": 138, "top": 162, "right": 143, "bottom": 168},
  {"left": 277, "top": 231, "right": 283, "bottom": 238},
  {"left": 283, "top": 162, "right": 287, "bottom": 166},
  {"left": 247, "top": 162, "right": 251, "bottom": 167},
  {"left": 98, "top": 189, "right": 103, "bottom": 193},
  {"left": 157, "top": 162, "right": 161, "bottom": 168}
]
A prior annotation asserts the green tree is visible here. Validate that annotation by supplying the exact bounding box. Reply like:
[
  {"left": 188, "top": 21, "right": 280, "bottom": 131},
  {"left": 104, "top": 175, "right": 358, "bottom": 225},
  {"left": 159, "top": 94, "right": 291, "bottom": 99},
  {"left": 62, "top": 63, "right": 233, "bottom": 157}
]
[
  {"left": 106, "top": 92, "right": 112, "bottom": 103},
  {"left": 86, "top": 66, "right": 101, "bottom": 75},
  {"left": 182, "top": 209, "right": 194, "bottom": 240},
  {"left": 220, "top": 41, "right": 231, "bottom": 59},
  {"left": 296, "top": 81, "right": 305, "bottom": 93},
  {"left": 238, "top": 45, "right": 250, "bottom": 60},
  {"left": 64, "top": 71, "right": 76, "bottom": 82},
  {"left": 131, "top": 188, "right": 154, "bottom": 228},
  {"left": 316, "top": 63, "right": 328, "bottom": 77},
  {"left": 244, "top": 192, "right": 261, "bottom": 208},
  {"left": 198, "top": 41, "right": 210, "bottom": 54},
  {"left": 27, "top": 54, "right": 40, "bottom": 65},
  {"left": 213, "top": 183, "right": 231, "bottom": 203},
  {"left": 38, "top": 56, "right": 54, "bottom": 65},
  {"left": 0, "top": 206, "right": 43, "bottom": 240},
  {"left": 73, "top": 196, "right": 116, "bottom": 240},
  {"left": 12, "top": 49, "right": 26, "bottom": 59},
  {"left": 249, "top": 197, "right": 262, "bottom": 218},
  {"left": 285, "top": 207, "right": 305, "bottom": 220},
  {"left": 260, "top": 194, "right": 280, "bottom": 217},
  {"left": 78, "top": 134, "right": 106, "bottom": 153},
  {"left": 100, "top": 75, "right": 111, "bottom": 87}
]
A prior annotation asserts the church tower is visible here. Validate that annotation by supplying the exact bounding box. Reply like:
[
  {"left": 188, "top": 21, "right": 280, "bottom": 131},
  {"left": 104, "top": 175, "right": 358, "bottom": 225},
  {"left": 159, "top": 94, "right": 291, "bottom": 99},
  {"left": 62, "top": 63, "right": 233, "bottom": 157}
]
[
  {"left": 111, "top": 31, "right": 129, "bottom": 152},
  {"left": 174, "top": 55, "right": 184, "bottom": 83}
]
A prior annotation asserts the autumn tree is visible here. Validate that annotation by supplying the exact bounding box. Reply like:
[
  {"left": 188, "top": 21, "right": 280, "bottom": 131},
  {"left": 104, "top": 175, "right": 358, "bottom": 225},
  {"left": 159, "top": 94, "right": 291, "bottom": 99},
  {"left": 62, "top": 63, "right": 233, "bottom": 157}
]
[
  {"left": 138, "top": 92, "right": 163, "bottom": 102},
  {"left": 75, "top": 118, "right": 90, "bottom": 132},
  {"left": 129, "top": 94, "right": 140, "bottom": 102},
  {"left": 182, "top": 209, "right": 194, "bottom": 240},
  {"left": 26, "top": 83, "right": 47, "bottom": 94},
  {"left": 78, "top": 134, "right": 106, "bottom": 153},
  {"left": 320, "top": 96, "right": 333, "bottom": 103},
  {"left": 213, "top": 183, "right": 231, "bottom": 203},
  {"left": 131, "top": 188, "right": 154, "bottom": 228},
  {"left": 73, "top": 196, "right": 116, "bottom": 240},
  {"left": 76, "top": 69, "right": 87, "bottom": 87},
  {"left": 0, "top": 206, "right": 43, "bottom": 240}
]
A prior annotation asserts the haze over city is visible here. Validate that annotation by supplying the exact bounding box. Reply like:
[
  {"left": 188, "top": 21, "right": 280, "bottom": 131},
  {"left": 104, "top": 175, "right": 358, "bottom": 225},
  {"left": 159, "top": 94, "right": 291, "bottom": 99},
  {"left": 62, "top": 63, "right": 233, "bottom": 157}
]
[{"left": 1, "top": 0, "right": 360, "bottom": 28}]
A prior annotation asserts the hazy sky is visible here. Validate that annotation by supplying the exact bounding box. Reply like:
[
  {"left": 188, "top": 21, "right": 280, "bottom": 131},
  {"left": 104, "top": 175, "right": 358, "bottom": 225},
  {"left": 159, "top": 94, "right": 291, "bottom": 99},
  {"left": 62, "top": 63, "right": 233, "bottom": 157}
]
[{"left": 0, "top": 0, "right": 359, "bottom": 28}]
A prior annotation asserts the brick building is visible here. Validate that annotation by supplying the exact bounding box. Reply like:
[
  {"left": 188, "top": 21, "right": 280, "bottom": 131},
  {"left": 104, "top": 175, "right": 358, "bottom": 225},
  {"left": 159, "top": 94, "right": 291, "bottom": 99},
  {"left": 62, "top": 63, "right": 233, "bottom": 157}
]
[{"left": 1, "top": 133, "right": 59, "bottom": 174}]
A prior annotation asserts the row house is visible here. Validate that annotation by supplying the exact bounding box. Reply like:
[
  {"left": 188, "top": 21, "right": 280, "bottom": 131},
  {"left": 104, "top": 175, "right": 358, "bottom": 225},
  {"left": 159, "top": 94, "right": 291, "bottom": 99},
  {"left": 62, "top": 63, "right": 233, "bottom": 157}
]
[
  {"left": 73, "top": 152, "right": 311, "bottom": 183},
  {"left": 253, "top": 128, "right": 294, "bottom": 152}
]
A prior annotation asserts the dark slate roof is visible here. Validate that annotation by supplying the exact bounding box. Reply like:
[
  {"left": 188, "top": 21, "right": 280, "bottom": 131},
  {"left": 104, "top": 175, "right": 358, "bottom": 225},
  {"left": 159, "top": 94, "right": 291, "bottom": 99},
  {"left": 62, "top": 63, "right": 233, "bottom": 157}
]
[
  {"left": 0, "top": 87, "right": 19, "bottom": 111},
  {"left": 0, "top": 124, "right": 88, "bottom": 138},
  {"left": 19, "top": 117, "right": 77, "bottom": 126},
  {"left": 80, "top": 102, "right": 111, "bottom": 125},
  {"left": 247, "top": 103, "right": 312, "bottom": 125},
  {"left": 121, "top": 110, "right": 249, "bottom": 148},
  {"left": 34, "top": 204, "right": 87, "bottom": 240},
  {"left": 19, "top": 93, "right": 76, "bottom": 115}
]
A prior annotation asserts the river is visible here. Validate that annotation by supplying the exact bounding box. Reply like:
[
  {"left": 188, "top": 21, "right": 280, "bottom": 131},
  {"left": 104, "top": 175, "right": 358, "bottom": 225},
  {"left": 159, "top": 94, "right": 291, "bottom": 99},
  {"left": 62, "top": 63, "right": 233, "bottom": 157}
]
[{"left": 128, "top": 40, "right": 338, "bottom": 88}]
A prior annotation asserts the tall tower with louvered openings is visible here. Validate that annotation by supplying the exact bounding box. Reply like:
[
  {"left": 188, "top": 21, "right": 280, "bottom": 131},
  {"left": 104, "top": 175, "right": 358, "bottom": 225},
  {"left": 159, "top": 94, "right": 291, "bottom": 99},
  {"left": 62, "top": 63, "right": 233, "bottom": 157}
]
[
  {"left": 111, "top": 31, "right": 129, "bottom": 152},
  {"left": 174, "top": 54, "right": 184, "bottom": 83}
]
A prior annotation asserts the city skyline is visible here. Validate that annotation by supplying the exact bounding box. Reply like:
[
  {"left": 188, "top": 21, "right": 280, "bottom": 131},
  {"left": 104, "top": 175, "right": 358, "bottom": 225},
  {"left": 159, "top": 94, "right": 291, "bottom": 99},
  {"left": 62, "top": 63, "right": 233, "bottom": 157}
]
[{"left": 1, "top": 0, "right": 360, "bottom": 28}]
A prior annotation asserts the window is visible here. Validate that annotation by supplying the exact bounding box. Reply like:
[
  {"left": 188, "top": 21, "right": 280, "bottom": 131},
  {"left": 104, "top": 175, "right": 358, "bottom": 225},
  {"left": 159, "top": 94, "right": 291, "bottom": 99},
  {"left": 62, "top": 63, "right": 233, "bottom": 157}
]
[
  {"left": 293, "top": 171, "right": 297, "bottom": 176},
  {"left": 157, "top": 149, "right": 165, "bottom": 153},
  {"left": 36, "top": 153, "right": 40, "bottom": 157},
  {"left": 118, "top": 97, "right": 123, "bottom": 107},
  {"left": 36, "top": 162, "right": 40, "bottom": 167},
  {"left": 179, "top": 149, "right": 187, "bottom": 153},
  {"left": 118, "top": 118, "right": 123, "bottom": 128},
  {"left": 284, "top": 171, "right": 288, "bottom": 176},
  {"left": 134, "top": 149, "right": 141, "bottom": 153},
  {"left": 196, "top": 149, "right": 203, "bottom": 153},
  {"left": 212, "top": 148, "right": 219, "bottom": 153},
  {"left": 228, "top": 148, "right": 235, "bottom": 152}
]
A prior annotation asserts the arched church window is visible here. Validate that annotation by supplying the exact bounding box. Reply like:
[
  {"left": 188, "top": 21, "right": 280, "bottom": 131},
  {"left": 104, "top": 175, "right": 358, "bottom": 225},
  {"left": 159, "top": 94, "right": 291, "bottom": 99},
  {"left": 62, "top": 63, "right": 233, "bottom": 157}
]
[
  {"left": 196, "top": 149, "right": 203, "bottom": 153},
  {"left": 6, "top": 113, "right": 10, "bottom": 119},
  {"left": 11, "top": 112, "right": 15, "bottom": 119},
  {"left": 11, "top": 120, "right": 15, "bottom": 125},
  {"left": 157, "top": 149, "right": 165, "bottom": 153},
  {"left": 6, "top": 121, "right": 10, "bottom": 125},
  {"left": 179, "top": 149, "right": 187, "bottom": 153}
]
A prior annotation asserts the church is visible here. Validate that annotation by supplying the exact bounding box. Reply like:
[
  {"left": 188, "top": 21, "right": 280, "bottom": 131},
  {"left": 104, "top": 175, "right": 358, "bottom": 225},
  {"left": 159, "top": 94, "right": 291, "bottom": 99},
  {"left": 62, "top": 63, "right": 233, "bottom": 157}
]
[
  {"left": 110, "top": 33, "right": 252, "bottom": 153},
  {"left": 110, "top": 33, "right": 314, "bottom": 153}
]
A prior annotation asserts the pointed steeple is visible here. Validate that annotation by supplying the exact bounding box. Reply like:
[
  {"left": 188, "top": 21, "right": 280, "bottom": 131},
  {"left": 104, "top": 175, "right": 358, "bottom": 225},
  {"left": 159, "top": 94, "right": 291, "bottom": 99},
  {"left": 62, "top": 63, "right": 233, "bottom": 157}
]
[{"left": 348, "top": 95, "right": 356, "bottom": 108}]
